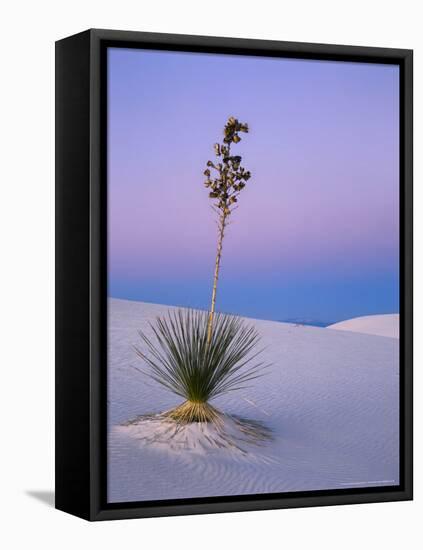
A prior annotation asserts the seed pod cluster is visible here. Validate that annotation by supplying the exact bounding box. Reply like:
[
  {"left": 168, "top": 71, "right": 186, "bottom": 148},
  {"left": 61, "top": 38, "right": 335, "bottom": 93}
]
[{"left": 203, "top": 117, "right": 251, "bottom": 216}]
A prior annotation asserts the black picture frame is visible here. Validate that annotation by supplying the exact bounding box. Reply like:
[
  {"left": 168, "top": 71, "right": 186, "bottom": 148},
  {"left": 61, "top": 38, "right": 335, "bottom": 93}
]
[{"left": 55, "top": 28, "right": 413, "bottom": 521}]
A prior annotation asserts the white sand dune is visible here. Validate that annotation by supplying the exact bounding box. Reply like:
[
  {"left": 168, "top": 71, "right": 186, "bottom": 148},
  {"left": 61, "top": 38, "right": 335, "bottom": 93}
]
[
  {"left": 108, "top": 298, "right": 399, "bottom": 503},
  {"left": 328, "top": 314, "right": 399, "bottom": 338}
]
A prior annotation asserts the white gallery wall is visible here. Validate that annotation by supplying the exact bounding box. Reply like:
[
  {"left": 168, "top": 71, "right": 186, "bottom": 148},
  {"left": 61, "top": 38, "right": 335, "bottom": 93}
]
[{"left": 0, "top": 1, "right": 420, "bottom": 548}]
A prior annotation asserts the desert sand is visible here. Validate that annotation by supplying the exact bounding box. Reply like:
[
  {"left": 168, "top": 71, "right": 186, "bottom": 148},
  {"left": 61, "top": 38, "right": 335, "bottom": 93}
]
[{"left": 108, "top": 298, "right": 399, "bottom": 503}]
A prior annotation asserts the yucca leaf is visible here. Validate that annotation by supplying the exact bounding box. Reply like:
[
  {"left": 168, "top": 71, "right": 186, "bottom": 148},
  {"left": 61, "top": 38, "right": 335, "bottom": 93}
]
[{"left": 134, "top": 308, "right": 268, "bottom": 404}]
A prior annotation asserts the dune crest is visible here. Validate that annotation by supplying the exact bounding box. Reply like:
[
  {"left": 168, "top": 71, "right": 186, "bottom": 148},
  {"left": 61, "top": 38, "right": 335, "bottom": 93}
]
[{"left": 328, "top": 314, "right": 399, "bottom": 338}]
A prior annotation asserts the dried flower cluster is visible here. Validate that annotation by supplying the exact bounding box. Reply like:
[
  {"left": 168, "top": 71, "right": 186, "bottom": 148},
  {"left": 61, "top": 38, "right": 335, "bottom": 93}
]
[{"left": 203, "top": 116, "right": 251, "bottom": 217}]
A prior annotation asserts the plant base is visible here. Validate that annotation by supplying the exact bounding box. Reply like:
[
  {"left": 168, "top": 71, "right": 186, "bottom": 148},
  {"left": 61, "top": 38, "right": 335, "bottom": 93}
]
[{"left": 164, "top": 400, "right": 222, "bottom": 424}]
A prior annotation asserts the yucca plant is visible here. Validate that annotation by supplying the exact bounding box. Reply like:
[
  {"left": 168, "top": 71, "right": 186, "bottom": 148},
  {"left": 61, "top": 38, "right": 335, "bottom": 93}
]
[
  {"left": 135, "top": 309, "right": 265, "bottom": 423},
  {"left": 135, "top": 117, "right": 265, "bottom": 424}
]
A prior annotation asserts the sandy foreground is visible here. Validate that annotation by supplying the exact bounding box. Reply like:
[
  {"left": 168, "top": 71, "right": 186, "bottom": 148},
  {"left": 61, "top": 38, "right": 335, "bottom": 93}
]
[{"left": 108, "top": 298, "right": 399, "bottom": 503}]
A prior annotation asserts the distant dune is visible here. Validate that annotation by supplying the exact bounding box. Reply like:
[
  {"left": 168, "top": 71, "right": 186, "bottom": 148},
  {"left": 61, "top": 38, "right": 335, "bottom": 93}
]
[
  {"left": 328, "top": 314, "right": 399, "bottom": 338},
  {"left": 107, "top": 298, "right": 399, "bottom": 503}
]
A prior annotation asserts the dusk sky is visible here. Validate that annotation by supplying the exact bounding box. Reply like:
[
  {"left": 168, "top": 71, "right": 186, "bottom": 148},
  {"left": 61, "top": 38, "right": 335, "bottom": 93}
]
[{"left": 108, "top": 47, "right": 399, "bottom": 324}]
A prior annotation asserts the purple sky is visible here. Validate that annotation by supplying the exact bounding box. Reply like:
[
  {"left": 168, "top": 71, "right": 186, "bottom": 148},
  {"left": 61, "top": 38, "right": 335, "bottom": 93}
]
[{"left": 108, "top": 47, "right": 399, "bottom": 323}]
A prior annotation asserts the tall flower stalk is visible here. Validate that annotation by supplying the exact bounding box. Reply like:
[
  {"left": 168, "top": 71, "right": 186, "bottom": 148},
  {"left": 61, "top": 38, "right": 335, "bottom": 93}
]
[{"left": 204, "top": 117, "right": 252, "bottom": 342}]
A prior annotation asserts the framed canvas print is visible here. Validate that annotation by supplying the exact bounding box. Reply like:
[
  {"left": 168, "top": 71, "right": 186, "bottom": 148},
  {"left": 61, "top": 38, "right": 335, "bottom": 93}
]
[{"left": 55, "top": 29, "right": 413, "bottom": 521}]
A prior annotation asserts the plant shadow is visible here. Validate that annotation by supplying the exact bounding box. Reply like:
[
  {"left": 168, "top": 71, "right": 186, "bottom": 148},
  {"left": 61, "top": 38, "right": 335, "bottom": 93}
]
[{"left": 120, "top": 410, "right": 273, "bottom": 460}]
